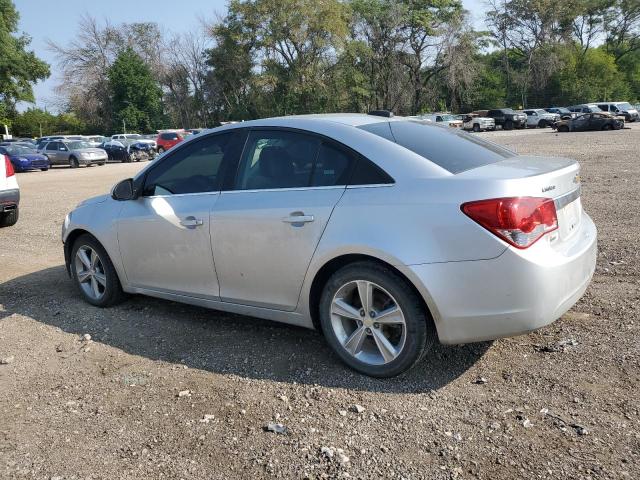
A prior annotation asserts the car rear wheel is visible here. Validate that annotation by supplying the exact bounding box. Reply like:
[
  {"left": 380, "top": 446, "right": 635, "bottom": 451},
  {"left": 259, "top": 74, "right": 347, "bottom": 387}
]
[
  {"left": 157, "top": 147, "right": 165, "bottom": 154},
  {"left": 472, "top": 124, "right": 480, "bottom": 132},
  {"left": 504, "top": 120, "right": 513, "bottom": 130},
  {"left": 602, "top": 124, "right": 613, "bottom": 131},
  {"left": 538, "top": 120, "right": 548, "bottom": 128},
  {"left": 319, "top": 261, "right": 436, "bottom": 377},
  {"left": 558, "top": 125, "right": 569, "bottom": 133},
  {"left": 71, "top": 234, "right": 126, "bottom": 307},
  {"left": 0, "top": 207, "right": 19, "bottom": 227}
]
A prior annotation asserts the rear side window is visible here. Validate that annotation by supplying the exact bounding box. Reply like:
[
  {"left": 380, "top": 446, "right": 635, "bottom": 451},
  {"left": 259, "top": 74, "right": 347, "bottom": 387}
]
[
  {"left": 235, "top": 130, "right": 321, "bottom": 190},
  {"left": 310, "top": 143, "right": 353, "bottom": 187},
  {"left": 358, "top": 121, "right": 515, "bottom": 174}
]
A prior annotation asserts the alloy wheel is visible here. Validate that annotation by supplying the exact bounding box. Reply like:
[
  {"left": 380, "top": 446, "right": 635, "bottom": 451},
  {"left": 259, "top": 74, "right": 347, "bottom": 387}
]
[
  {"left": 74, "top": 245, "right": 107, "bottom": 300},
  {"left": 330, "top": 280, "right": 406, "bottom": 365}
]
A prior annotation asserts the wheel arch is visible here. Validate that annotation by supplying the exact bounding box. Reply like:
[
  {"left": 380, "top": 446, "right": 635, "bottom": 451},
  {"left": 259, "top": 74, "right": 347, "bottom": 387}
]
[
  {"left": 306, "top": 253, "right": 441, "bottom": 339},
  {"left": 64, "top": 228, "right": 125, "bottom": 287}
]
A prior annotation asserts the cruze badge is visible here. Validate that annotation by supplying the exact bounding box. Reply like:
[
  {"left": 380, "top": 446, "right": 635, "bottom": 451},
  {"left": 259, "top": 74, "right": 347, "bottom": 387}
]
[{"left": 542, "top": 185, "right": 556, "bottom": 193}]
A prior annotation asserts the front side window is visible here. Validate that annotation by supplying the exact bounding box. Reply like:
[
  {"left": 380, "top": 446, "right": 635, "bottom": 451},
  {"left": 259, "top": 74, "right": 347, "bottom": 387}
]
[
  {"left": 46, "top": 142, "right": 59, "bottom": 151},
  {"left": 235, "top": 130, "right": 321, "bottom": 190},
  {"left": 143, "top": 133, "right": 235, "bottom": 196}
]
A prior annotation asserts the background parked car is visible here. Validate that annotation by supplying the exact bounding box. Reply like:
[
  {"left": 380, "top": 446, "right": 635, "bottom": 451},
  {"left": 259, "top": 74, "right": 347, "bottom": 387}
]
[
  {"left": 85, "top": 135, "right": 106, "bottom": 147},
  {"left": 101, "top": 140, "right": 153, "bottom": 162},
  {"left": 486, "top": 108, "right": 527, "bottom": 130},
  {"left": 0, "top": 144, "right": 50, "bottom": 172},
  {"left": 568, "top": 104, "right": 604, "bottom": 114},
  {"left": 545, "top": 107, "right": 576, "bottom": 119},
  {"left": 553, "top": 112, "right": 623, "bottom": 132},
  {"left": 462, "top": 113, "right": 495, "bottom": 132},
  {"left": 39, "top": 140, "right": 107, "bottom": 168},
  {"left": 418, "top": 113, "right": 463, "bottom": 128},
  {"left": 595, "top": 102, "right": 639, "bottom": 122},
  {"left": 522, "top": 109, "right": 560, "bottom": 128},
  {"left": 0, "top": 153, "right": 19, "bottom": 227},
  {"left": 156, "top": 130, "right": 189, "bottom": 152}
]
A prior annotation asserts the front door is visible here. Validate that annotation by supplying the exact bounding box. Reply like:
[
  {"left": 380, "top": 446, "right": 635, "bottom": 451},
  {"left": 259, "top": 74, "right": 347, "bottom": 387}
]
[
  {"left": 117, "top": 131, "right": 241, "bottom": 298},
  {"left": 212, "top": 129, "right": 355, "bottom": 311}
]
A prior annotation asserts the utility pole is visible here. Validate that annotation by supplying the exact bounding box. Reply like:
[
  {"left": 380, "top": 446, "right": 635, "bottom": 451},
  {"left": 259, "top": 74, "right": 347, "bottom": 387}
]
[
  {"left": 123, "top": 119, "right": 126, "bottom": 134},
  {"left": 39, "top": 122, "right": 43, "bottom": 138}
]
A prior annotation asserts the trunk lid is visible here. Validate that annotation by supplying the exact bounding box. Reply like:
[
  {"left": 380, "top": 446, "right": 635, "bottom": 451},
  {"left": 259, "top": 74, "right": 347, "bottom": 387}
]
[{"left": 459, "top": 155, "right": 582, "bottom": 244}]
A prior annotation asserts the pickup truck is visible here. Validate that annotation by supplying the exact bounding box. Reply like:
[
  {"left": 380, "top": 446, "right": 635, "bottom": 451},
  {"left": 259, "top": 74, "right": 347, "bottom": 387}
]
[
  {"left": 485, "top": 108, "right": 527, "bottom": 130},
  {"left": 521, "top": 109, "right": 560, "bottom": 128},
  {"left": 462, "top": 113, "right": 496, "bottom": 132}
]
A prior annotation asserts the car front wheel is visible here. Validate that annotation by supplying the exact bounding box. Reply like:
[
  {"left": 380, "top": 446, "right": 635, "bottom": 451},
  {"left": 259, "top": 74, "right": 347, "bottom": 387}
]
[
  {"left": 71, "top": 234, "right": 125, "bottom": 307},
  {"left": 319, "top": 261, "right": 436, "bottom": 377}
]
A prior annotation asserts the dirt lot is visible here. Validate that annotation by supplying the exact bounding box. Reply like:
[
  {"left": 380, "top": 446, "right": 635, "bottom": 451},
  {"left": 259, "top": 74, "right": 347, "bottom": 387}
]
[{"left": 1, "top": 125, "right": 638, "bottom": 480}]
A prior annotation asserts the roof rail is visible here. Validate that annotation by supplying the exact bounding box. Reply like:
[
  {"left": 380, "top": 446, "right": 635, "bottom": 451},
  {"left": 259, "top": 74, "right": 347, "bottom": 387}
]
[{"left": 367, "top": 110, "right": 394, "bottom": 118}]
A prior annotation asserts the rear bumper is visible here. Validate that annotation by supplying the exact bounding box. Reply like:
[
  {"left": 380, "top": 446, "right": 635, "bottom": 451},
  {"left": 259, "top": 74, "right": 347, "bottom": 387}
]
[
  {"left": 0, "top": 188, "right": 20, "bottom": 211},
  {"left": 410, "top": 213, "right": 597, "bottom": 344}
]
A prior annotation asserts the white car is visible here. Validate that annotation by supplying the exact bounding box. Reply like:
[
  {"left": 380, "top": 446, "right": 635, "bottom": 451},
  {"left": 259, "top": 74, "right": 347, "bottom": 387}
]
[
  {"left": 419, "top": 113, "right": 463, "bottom": 128},
  {"left": 0, "top": 154, "right": 20, "bottom": 227},
  {"left": 522, "top": 109, "right": 560, "bottom": 128},
  {"left": 462, "top": 113, "right": 496, "bottom": 132},
  {"left": 62, "top": 113, "right": 597, "bottom": 377}
]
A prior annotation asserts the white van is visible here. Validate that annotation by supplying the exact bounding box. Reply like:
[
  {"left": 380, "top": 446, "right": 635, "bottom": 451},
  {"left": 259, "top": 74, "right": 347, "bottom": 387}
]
[{"left": 595, "top": 102, "right": 639, "bottom": 122}]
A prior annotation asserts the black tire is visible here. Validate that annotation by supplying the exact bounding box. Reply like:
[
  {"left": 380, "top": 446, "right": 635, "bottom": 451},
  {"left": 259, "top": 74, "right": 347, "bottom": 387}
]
[
  {"left": 558, "top": 125, "right": 569, "bottom": 133},
  {"left": 504, "top": 120, "right": 513, "bottom": 130},
  {"left": 41, "top": 168, "right": 49, "bottom": 171},
  {"left": 472, "top": 123, "right": 480, "bottom": 132},
  {"left": 602, "top": 124, "right": 613, "bottom": 131},
  {"left": 69, "top": 156, "right": 79, "bottom": 168},
  {"left": 70, "top": 234, "right": 126, "bottom": 307},
  {"left": 98, "top": 162, "right": 105, "bottom": 166},
  {"left": 157, "top": 147, "right": 165, "bottom": 154},
  {"left": 319, "top": 261, "right": 437, "bottom": 378},
  {"left": 0, "top": 208, "right": 19, "bottom": 227},
  {"left": 538, "top": 120, "right": 548, "bottom": 128}
]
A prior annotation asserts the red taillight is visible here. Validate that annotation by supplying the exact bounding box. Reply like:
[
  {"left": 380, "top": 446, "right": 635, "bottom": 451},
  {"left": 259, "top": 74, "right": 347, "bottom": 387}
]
[
  {"left": 4, "top": 155, "right": 14, "bottom": 177},
  {"left": 462, "top": 197, "right": 558, "bottom": 249}
]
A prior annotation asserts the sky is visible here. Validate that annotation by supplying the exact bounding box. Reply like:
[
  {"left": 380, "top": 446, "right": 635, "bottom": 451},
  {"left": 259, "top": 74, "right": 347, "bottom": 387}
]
[{"left": 14, "top": 0, "right": 488, "bottom": 111}]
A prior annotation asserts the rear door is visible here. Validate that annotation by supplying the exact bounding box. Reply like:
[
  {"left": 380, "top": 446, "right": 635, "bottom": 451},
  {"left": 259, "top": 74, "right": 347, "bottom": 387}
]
[{"left": 211, "top": 129, "right": 354, "bottom": 311}]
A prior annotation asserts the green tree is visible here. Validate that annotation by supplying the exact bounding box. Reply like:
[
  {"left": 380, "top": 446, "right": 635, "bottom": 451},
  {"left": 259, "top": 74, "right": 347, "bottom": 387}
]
[
  {"left": 108, "top": 47, "right": 163, "bottom": 133},
  {"left": 0, "top": 0, "right": 49, "bottom": 118}
]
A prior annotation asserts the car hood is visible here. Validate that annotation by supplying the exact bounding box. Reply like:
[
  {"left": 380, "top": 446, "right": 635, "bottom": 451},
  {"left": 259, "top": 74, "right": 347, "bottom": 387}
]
[
  {"left": 77, "top": 194, "right": 109, "bottom": 208},
  {"left": 74, "top": 148, "right": 106, "bottom": 154},
  {"left": 10, "top": 153, "right": 47, "bottom": 161}
]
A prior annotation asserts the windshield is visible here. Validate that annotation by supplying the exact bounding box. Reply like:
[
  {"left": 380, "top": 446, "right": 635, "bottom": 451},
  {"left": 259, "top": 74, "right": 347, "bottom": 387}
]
[
  {"left": 358, "top": 121, "right": 515, "bottom": 174},
  {"left": 125, "top": 134, "right": 141, "bottom": 139},
  {"left": 69, "top": 141, "right": 92, "bottom": 149},
  {"left": 587, "top": 105, "right": 603, "bottom": 112},
  {"left": 617, "top": 102, "right": 634, "bottom": 110},
  {"left": 5, "top": 146, "right": 37, "bottom": 155},
  {"left": 439, "top": 114, "right": 456, "bottom": 121}
]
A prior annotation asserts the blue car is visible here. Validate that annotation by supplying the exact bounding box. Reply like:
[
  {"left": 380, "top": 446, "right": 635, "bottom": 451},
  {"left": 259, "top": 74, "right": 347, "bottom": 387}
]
[{"left": 0, "top": 145, "right": 50, "bottom": 172}]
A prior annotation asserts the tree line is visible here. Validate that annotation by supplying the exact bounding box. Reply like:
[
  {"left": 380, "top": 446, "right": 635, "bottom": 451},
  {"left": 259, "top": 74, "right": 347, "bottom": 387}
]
[{"left": 1, "top": 0, "right": 639, "bottom": 137}]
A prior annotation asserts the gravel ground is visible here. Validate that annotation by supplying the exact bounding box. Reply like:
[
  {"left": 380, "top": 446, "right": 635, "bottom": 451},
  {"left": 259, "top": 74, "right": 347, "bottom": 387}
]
[{"left": 1, "top": 125, "right": 639, "bottom": 479}]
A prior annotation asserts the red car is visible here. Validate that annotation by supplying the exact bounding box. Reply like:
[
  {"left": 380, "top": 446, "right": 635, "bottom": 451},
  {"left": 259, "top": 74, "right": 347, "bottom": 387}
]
[{"left": 156, "top": 131, "right": 188, "bottom": 153}]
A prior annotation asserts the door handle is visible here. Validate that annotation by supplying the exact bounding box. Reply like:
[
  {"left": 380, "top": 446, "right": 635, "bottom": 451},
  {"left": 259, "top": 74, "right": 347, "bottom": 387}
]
[
  {"left": 180, "top": 216, "right": 204, "bottom": 228},
  {"left": 282, "top": 212, "right": 315, "bottom": 225}
]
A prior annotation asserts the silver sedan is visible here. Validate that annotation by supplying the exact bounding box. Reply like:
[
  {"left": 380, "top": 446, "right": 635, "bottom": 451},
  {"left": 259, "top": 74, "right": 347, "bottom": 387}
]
[
  {"left": 62, "top": 113, "right": 597, "bottom": 377},
  {"left": 40, "top": 140, "right": 107, "bottom": 168}
]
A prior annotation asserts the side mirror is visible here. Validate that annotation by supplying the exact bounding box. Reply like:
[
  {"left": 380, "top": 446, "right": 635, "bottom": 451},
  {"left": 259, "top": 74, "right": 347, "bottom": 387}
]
[{"left": 112, "top": 178, "right": 137, "bottom": 201}]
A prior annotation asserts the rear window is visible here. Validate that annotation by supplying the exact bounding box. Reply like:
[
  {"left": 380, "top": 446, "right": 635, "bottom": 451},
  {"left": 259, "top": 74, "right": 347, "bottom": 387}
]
[{"left": 358, "top": 121, "right": 515, "bottom": 174}]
